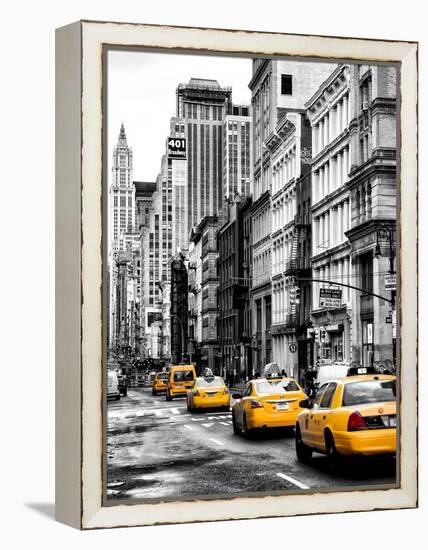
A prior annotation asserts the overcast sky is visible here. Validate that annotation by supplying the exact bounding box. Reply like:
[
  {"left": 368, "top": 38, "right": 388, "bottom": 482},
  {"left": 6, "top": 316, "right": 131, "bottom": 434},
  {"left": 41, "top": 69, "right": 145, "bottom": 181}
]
[{"left": 107, "top": 50, "right": 253, "bottom": 182}]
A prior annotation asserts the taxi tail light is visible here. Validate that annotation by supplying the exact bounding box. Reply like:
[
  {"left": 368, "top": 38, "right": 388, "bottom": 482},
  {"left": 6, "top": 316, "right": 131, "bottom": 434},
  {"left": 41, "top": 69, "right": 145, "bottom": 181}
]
[
  {"left": 250, "top": 399, "right": 263, "bottom": 409},
  {"left": 348, "top": 411, "right": 368, "bottom": 431}
]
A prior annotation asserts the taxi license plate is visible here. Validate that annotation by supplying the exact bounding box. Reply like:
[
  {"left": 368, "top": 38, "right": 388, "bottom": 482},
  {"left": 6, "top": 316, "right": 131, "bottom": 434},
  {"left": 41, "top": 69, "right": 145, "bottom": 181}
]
[
  {"left": 382, "top": 415, "right": 396, "bottom": 427},
  {"left": 276, "top": 402, "right": 289, "bottom": 411}
]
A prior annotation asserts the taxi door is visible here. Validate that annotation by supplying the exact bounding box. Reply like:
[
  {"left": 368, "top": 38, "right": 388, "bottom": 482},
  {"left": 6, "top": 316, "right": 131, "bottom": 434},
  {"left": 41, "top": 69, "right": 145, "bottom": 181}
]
[
  {"left": 310, "top": 382, "right": 338, "bottom": 451},
  {"left": 303, "top": 383, "right": 328, "bottom": 447},
  {"left": 236, "top": 382, "right": 253, "bottom": 428}
]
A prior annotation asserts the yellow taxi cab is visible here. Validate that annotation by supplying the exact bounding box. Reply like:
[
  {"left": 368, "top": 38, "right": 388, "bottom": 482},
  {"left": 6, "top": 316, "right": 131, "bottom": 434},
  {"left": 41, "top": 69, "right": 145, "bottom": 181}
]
[
  {"left": 152, "top": 371, "right": 169, "bottom": 395},
  {"left": 166, "top": 364, "right": 196, "bottom": 401},
  {"left": 231, "top": 375, "right": 308, "bottom": 437},
  {"left": 295, "top": 373, "right": 397, "bottom": 466},
  {"left": 186, "top": 374, "right": 230, "bottom": 411}
]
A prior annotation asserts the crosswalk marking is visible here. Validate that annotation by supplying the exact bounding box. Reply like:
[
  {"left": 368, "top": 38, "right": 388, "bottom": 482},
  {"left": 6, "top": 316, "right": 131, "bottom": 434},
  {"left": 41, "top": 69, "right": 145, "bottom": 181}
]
[
  {"left": 201, "top": 423, "right": 214, "bottom": 428},
  {"left": 219, "top": 422, "right": 229, "bottom": 426},
  {"left": 171, "top": 408, "right": 180, "bottom": 415}
]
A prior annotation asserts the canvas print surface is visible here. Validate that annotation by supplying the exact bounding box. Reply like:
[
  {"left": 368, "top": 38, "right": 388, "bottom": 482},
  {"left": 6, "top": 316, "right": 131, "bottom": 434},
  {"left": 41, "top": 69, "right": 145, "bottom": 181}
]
[{"left": 104, "top": 49, "right": 398, "bottom": 503}]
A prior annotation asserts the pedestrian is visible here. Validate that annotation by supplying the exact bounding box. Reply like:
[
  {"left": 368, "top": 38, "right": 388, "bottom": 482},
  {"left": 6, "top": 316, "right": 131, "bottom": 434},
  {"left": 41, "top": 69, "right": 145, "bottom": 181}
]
[{"left": 281, "top": 369, "right": 287, "bottom": 377}]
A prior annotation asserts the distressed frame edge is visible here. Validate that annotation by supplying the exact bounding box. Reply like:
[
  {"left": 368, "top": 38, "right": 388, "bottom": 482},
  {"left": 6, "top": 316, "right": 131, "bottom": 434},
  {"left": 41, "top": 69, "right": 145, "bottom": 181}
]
[
  {"left": 73, "top": 21, "right": 417, "bottom": 530},
  {"left": 55, "top": 20, "right": 83, "bottom": 530}
]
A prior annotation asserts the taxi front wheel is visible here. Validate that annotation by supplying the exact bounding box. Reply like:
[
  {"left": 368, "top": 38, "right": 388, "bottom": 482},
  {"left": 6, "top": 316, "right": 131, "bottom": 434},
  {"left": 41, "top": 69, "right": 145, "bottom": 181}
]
[
  {"left": 242, "top": 414, "right": 253, "bottom": 439},
  {"left": 295, "top": 425, "right": 312, "bottom": 463},
  {"left": 232, "top": 411, "right": 240, "bottom": 435},
  {"left": 325, "top": 431, "right": 342, "bottom": 470}
]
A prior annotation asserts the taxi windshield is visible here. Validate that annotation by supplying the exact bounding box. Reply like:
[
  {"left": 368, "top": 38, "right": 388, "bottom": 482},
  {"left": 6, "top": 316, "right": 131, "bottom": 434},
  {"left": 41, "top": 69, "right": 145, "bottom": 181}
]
[
  {"left": 197, "top": 376, "right": 224, "bottom": 387},
  {"left": 157, "top": 373, "right": 168, "bottom": 380},
  {"left": 342, "top": 379, "right": 396, "bottom": 406},
  {"left": 173, "top": 370, "right": 194, "bottom": 382}
]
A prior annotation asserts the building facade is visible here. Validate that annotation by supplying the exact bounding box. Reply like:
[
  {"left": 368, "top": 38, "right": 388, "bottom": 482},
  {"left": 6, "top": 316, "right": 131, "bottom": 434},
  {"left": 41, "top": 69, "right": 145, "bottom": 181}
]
[
  {"left": 265, "top": 111, "right": 312, "bottom": 380},
  {"left": 306, "top": 64, "right": 354, "bottom": 369},
  {"left": 217, "top": 196, "right": 252, "bottom": 383},
  {"left": 170, "top": 252, "right": 189, "bottom": 364},
  {"left": 249, "top": 59, "right": 336, "bottom": 375},
  {"left": 346, "top": 64, "right": 397, "bottom": 370}
]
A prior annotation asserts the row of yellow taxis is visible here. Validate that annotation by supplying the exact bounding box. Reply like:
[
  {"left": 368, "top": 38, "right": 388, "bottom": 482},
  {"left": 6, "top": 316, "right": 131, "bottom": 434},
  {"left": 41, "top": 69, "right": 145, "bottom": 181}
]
[{"left": 151, "top": 364, "right": 397, "bottom": 467}]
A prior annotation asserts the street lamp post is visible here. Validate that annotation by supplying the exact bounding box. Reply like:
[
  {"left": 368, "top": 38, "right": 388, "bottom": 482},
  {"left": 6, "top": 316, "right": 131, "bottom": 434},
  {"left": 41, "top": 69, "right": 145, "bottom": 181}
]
[{"left": 375, "top": 224, "right": 396, "bottom": 369}]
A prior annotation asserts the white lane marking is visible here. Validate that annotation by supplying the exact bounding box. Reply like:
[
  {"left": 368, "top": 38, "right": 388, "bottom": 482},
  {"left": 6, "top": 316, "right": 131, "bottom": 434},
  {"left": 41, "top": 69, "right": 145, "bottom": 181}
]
[
  {"left": 171, "top": 408, "right": 180, "bottom": 415},
  {"left": 227, "top": 421, "right": 232, "bottom": 425},
  {"left": 276, "top": 472, "right": 310, "bottom": 490},
  {"left": 183, "top": 424, "right": 193, "bottom": 430},
  {"left": 219, "top": 422, "right": 229, "bottom": 426},
  {"left": 209, "top": 438, "right": 225, "bottom": 446},
  {"left": 154, "top": 410, "right": 164, "bottom": 417},
  {"left": 202, "top": 423, "right": 214, "bottom": 428}
]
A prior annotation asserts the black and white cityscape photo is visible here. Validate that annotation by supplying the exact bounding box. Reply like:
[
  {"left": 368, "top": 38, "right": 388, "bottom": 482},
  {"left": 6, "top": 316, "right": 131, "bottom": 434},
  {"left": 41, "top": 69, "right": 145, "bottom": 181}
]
[{"left": 105, "top": 50, "right": 398, "bottom": 502}]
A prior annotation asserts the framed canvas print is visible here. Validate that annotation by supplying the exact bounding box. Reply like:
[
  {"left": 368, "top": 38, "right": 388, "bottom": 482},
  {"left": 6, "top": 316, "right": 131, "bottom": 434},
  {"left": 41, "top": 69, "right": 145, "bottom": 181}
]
[{"left": 55, "top": 20, "right": 418, "bottom": 530}]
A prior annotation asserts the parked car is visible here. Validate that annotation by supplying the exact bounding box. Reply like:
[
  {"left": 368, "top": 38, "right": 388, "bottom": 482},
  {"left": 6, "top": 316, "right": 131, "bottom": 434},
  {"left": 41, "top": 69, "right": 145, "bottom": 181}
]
[
  {"left": 107, "top": 370, "right": 120, "bottom": 401},
  {"left": 117, "top": 372, "right": 127, "bottom": 396}
]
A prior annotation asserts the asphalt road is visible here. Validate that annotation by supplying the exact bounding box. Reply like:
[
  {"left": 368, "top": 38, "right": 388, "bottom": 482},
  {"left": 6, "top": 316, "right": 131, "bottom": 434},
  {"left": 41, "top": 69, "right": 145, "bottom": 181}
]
[{"left": 106, "top": 388, "right": 397, "bottom": 502}]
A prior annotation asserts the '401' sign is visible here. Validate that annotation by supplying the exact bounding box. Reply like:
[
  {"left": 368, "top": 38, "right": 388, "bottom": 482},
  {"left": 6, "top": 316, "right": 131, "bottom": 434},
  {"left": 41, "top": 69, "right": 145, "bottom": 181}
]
[{"left": 167, "top": 137, "right": 186, "bottom": 159}]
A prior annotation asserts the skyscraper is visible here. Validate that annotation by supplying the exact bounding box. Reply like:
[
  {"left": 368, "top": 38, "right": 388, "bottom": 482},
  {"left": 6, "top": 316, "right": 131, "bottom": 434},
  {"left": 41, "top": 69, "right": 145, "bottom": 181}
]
[
  {"left": 109, "top": 123, "right": 135, "bottom": 254},
  {"left": 176, "top": 78, "right": 232, "bottom": 237},
  {"left": 223, "top": 104, "right": 252, "bottom": 200}
]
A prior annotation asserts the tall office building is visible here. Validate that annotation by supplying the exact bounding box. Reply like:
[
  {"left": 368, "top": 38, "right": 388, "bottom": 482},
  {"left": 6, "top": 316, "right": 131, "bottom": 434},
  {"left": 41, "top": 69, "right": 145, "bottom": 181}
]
[
  {"left": 109, "top": 123, "right": 135, "bottom": 254},
  {"left": 223, "top": 104, "right": 252, "bottom": 199},
  {"left": 108, "top": 123, "right": 137, "bottom": 352},
  {"left": 176, "top": 78, "right": 232, "bottom": 236}
]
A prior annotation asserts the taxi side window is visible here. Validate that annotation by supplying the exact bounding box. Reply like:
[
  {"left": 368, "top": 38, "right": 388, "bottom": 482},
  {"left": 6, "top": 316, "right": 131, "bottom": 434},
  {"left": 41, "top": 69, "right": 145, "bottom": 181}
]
[
  {"left": 313, "top": 384, "right": 328, "bottom": 409},
  {"left": 319, "top": 383, "right": 337, "bottom": 409},
  {"left": 242, "top": 383, "right": 252, "bottom": 397}
]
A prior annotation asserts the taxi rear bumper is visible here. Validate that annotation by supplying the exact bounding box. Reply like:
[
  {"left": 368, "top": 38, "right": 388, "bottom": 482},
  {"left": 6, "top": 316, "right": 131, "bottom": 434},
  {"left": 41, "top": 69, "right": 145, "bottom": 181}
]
[
  {"left": 192, "top": 394, "right": 230, "bottom": 408},
  {"left": 334, "top": 429, "right": 397, "bottom": 456},
  {"left": 246, "top": 408, "right": 301, "bottom": 429}
]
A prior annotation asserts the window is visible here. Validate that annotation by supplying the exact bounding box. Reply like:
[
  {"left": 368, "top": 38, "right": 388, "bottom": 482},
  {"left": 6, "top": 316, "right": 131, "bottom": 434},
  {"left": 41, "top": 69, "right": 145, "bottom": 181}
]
[
  {"left": 313, "top": 384, "right": 329, "bottom": 409},
  {"left": 360, "top": 253, "right": 373, "bottom": 293},
  {"left": 281, "top": 74, "right": 293, "bottom": 95},
  {"left": 342, "top": 380, "right": 396, "bottom": 406},
  {"left": 320, "top": 383, "right": 337, "bottom": 408}
]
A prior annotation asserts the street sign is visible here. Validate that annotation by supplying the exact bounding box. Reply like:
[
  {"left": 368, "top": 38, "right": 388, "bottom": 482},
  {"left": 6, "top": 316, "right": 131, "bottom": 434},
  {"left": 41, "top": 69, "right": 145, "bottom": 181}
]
[
  {"left": 289, "top": 343, "right": 297, "bottom": 353},
  {"left": 167, "top": 137, "right": 186, "bottom": 159},
  {"left": 384, "top": 274, "right": 396, "bottom": 291},
  {"left": 319, "top": 288, "right": 342, "bottom": 308}
]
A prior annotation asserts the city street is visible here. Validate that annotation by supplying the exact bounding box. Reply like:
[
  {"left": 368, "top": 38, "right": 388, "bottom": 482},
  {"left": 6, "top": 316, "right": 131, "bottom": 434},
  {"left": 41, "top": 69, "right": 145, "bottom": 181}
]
[{"left": 106, "top": 388, "right": 397, "bottom": 501}]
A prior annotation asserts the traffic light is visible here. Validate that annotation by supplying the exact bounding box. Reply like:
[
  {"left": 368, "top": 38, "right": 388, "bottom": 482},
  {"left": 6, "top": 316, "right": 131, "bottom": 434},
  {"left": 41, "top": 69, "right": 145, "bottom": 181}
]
[{"left": 289, "top": 285, "right": 300, "bottom": 305}]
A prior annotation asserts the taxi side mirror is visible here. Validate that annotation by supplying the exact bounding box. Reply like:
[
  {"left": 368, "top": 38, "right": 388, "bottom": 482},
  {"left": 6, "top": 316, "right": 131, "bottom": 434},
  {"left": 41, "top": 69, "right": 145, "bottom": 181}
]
[
  {"left": 232, "top": 393, "right": 242, "bottom": 399},
  {"left": 299, "top": 398, "right": 310, "bottom": 409}
]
